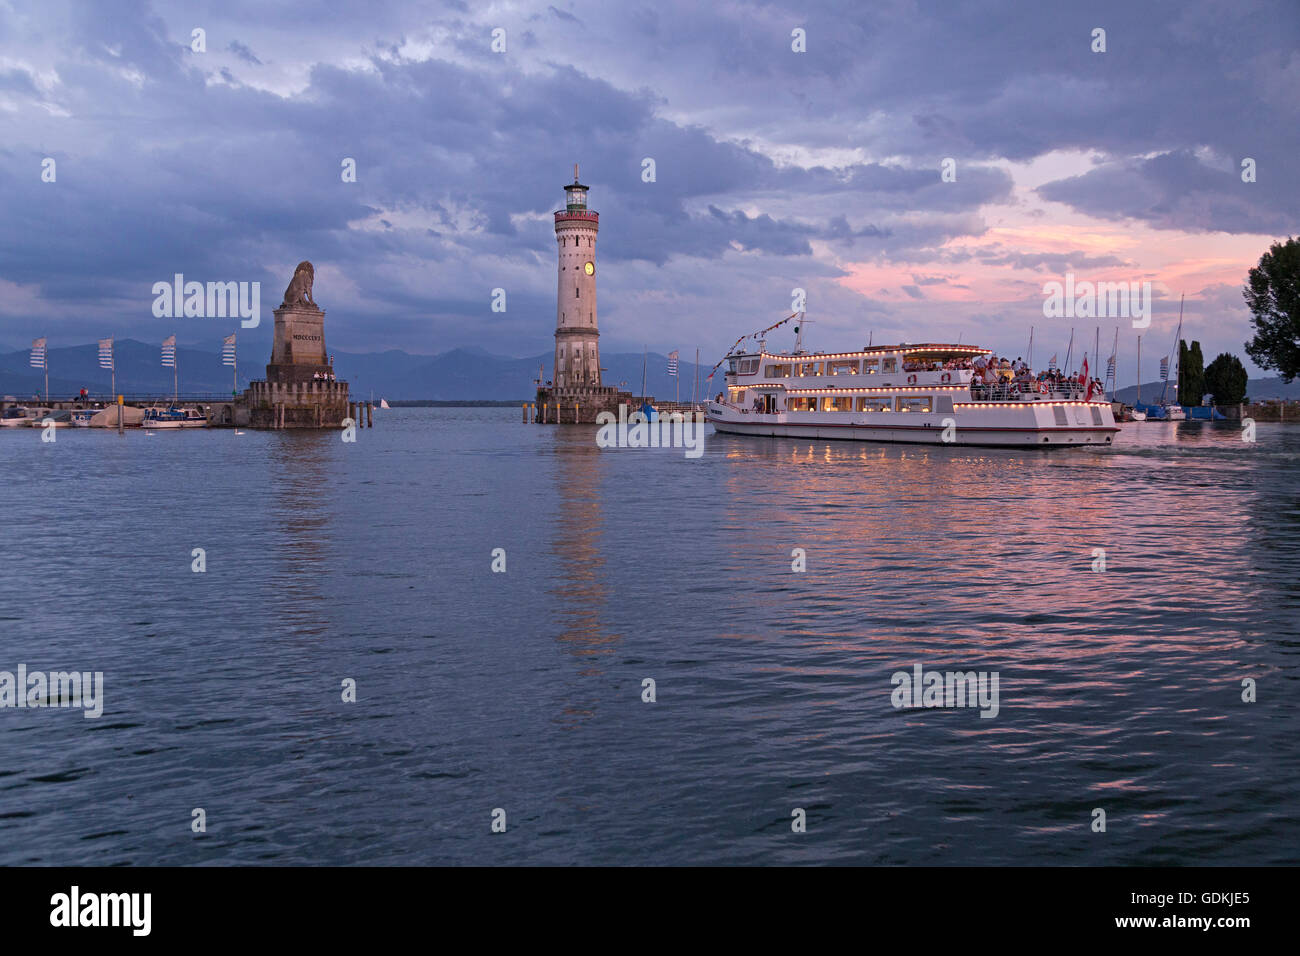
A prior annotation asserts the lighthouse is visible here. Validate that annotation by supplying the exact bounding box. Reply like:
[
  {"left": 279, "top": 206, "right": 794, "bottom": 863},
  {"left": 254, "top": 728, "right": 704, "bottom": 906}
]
[
  {"left": 553, "top": 164, "right": 600, "bottom": 388},
  {"left": 534, "top": 166, "right": 637, "bottom": 424}
]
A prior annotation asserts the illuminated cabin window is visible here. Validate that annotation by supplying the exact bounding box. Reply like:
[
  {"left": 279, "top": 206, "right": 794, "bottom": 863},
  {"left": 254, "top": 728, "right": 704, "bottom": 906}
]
[
  {"left": 862, "top": 359, "right": 879, "bottom": 374},
  {"left": 790, "top": 397, "right": 818, "bottom": 411},
  {"left": 822, "top": 396, "right": 853, "bottom": 411},
  {"left": 827, "top": 360, "right": 859, "bottom": 376},
  {"left": 765, "top": 363, "right": 793, "bottom": 378},
  {"left": 856, "top": 397, "right": 893, "bottom": 412},
  {"left": 799, "top": 362, "right": 823, "bottom": 376},
  {"left": 882, "top": 358, "right": 899, "bottom": 373},
  {"left": 729, "top": 389, "right": 746, "bottom": 404},
  {"left": 896, "top": 396, "right": 932, "bottom": 413}
]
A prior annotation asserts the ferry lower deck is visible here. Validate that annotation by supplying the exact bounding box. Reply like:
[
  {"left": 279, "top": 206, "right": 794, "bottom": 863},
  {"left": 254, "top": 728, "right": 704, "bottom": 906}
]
[{"left": 707, "top": 343, "right": 1119, "bottom": 448}]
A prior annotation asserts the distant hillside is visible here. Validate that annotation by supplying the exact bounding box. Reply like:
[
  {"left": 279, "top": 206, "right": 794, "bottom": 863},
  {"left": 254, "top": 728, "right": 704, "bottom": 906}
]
[{"left": 1, "top": 340, "right": 715, "bottom": 402}]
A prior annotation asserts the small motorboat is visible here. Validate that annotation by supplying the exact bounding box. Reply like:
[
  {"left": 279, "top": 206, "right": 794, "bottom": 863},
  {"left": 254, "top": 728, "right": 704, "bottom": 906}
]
[
  {"left": 0, "top": 406, "right": 36, "bottom": 427},
  {"left": 142, "top": 406, "right": 208, "bottom": 429}
]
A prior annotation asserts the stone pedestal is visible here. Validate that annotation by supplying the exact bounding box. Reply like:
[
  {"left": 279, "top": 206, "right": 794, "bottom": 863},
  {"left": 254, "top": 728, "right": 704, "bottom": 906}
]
[
  {"left": 245, "top": 304, "right": 349, "bottom": 429},
  {"left": 265, "top": 305, "right": 330, "bottom": 386}
]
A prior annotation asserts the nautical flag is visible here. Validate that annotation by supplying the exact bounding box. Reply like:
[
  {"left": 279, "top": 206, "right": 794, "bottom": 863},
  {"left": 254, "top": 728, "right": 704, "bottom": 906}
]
[
  {"left": 1159, "top": 356, "right": 1169, "bottom": 381},
  {"left": 30, "top": 338, "right": 46, "bottom": 369},
  {"left": 161, "top": 335, "right": 176, "bottom": 368},
  {"left": 98, "top": 338, "right": 114, "bottom": 370},
  {"left": 222, "top": 333, "right": 236, "bottom": 367},
  {"left": 1106, "top": 352, "right": 1116, "bottom": 378},
  {"left": 1048, "top": 353, "right": 1058, "bottom": 371},
  {"left": 667, "top": 350, "right": 679, "bottom": 376}
]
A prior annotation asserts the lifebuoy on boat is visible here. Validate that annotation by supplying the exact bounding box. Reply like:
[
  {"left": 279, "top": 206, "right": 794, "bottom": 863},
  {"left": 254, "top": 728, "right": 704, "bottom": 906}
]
[
  {"left": 906, "top": 374, "right": 917, "bottom": 385},
  {"left": 1037, "top": 381, "right": 1048, "bottom": 395},
  {"left": 941, "top": 373, "right": 951, "bottom": 384}
]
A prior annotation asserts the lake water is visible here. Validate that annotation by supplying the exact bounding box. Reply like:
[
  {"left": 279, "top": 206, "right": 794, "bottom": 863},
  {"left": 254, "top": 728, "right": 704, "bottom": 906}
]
[{"left": 1, "top": 408, "right": 1297, "bottom": 865}]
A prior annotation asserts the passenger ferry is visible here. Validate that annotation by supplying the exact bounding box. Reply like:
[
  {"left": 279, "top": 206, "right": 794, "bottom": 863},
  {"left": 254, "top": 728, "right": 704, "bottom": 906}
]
[{"left": 707, "top": 342, "right": 1118, "bottom": 447}]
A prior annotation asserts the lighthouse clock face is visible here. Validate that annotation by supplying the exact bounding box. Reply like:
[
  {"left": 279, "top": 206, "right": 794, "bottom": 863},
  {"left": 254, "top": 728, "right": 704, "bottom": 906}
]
[{"left": 584, "top": 261, "right": 595, "bottom": 276}]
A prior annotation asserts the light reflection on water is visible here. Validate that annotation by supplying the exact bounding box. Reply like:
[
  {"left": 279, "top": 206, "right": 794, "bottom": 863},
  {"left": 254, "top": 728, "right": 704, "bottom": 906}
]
[{"left": 0, "top": 410, "right": 1296, "bottom": 865}]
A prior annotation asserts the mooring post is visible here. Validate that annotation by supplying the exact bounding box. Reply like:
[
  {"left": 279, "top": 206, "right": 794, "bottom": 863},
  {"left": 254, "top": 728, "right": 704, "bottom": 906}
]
[{"left": 366, "top": 402, "right": 373, "bottom": 428}]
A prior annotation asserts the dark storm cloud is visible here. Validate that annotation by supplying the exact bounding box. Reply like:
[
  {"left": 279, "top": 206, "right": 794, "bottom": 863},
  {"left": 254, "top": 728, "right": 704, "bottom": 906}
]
[{"left": 1036, "top": 149, "right": 1288, "bottom": 235}]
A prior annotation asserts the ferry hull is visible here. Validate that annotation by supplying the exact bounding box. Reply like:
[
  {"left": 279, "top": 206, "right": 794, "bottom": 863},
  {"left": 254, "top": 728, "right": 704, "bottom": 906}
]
[{"left": 708, "top": 412, "right": 1118, "bottom": 448}]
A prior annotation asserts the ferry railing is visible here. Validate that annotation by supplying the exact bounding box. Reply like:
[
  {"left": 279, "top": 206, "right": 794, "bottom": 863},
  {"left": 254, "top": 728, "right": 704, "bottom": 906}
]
[{"left": 970, "top": 382, "right": 1089, "bottom": 402}]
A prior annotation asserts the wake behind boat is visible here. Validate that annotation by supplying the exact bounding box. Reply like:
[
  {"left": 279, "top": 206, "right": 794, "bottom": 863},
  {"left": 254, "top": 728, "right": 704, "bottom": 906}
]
[{"left": 708, "top": 338, "right": 1118, "bottom": 448}]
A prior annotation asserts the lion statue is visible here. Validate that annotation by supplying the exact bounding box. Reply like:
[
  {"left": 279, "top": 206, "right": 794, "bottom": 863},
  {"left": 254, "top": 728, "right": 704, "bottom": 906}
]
[{"left": 281, "top": 260, "right": 319, "bottom": 310}]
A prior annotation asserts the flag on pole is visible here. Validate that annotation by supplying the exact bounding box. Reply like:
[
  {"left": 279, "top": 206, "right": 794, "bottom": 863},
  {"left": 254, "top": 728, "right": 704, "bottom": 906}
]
[
  {"left": 30, "top": 338, "right": 47, "bottom": 368},
  {"left": 1048, "top": 353, "right": 1058, "bottom": 371},
  {"left": 222, "top": 333, "right": 236, "bottom": 367},
  {"left": 98, "top": 338, "right": 114, "bottom": 370},
  {"left": 1159, "top": 356, "right": 1169, "bottom": 381},
  {"left": 161, "top": 335, "right": 176, "bottom": 368},
  {"left": 667, "top": 350, "right": 679, "bottom": 376},
  {"left": 1106, "top": 352, "right": 1115, "bottom": 378}
]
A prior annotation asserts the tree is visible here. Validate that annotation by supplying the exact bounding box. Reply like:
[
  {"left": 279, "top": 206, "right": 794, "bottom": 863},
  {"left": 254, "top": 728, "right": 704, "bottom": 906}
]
[
  {"left": 1244, "top": 236, "right": 1300, "bottom": 382},
  {"left": 1204, "top": 352, "right": 1249, "bottom": 405},
  {"left": 1178, "top": 339, "right": 1205, "bottom": 406}
]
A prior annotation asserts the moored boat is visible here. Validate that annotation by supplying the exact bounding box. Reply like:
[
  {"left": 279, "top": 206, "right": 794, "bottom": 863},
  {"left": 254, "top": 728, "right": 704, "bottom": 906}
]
[
  {"left": 142, "top": 405, "right": 207, "bottom": 428},
  {"left": 0, "top": 406, "right": 36, "bottom": 427}
]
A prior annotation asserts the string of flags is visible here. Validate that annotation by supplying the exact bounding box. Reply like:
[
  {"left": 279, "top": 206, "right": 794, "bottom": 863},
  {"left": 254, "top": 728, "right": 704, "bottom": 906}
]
[{"left": 706, "top": 312, "right": 799, "bottom": 383}]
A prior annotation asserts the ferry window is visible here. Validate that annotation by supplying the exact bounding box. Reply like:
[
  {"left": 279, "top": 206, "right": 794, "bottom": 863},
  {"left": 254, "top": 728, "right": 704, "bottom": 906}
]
[
  {"left": 828, "top": 360, "right": 859, "bottom": 375},
  {"left": 895, "top": 396, "right": 932, "bottom": 413},
  {"left": 738, "top": 359, "right": 760, "bottom": 375},
  {"left": 936, "top": 395, "right": 954, "bottom": 413},
  {"left": 790, "top": 397, "right": 816, "bottom": 411},
  {"left": 801, "top": 362, "right": 822, "bottom": 376},
  {"left": 764, "top": 363, "right": 792, "bottom": 378},
  {"left": 882, "top": 358, "right": 898, "bottom": 373},
  {"left": 862, "top": 359, "right": 879, "bottom": 374},
  {"left": 856, "top": 397, "right": 892, "bottom": 412}
]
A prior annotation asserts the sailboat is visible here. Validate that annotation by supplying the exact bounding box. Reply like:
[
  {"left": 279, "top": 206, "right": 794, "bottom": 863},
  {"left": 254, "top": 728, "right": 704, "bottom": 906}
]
[
  {"left": 1131, "top": 335, "right": 1147, "bottom": 420},
  {"left": 638, "top": 348, "right": 657, "bottom": 421},
  {"left": 1161, "top": 296, "right": 1187, "bottom": 421},
  {"left": 379, "top": 398, "right": 390, "bottom": 409}
]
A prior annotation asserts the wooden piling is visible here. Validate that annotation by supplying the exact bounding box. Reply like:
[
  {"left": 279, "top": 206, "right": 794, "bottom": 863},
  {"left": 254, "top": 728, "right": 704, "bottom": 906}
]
[{"left": 366, "top": 402, "right": 373, "bottom": 428}]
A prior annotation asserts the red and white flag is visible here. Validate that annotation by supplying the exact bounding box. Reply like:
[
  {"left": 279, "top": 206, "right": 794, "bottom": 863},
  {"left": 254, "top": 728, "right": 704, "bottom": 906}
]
[{"left": 1080, "top": 357, "right": 1092, "bottom": 400}]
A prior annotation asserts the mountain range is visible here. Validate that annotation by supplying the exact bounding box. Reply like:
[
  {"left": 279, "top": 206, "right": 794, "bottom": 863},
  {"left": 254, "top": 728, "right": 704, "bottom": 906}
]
[{"left": 0, "top": 340, "right": 719, "bottom": 402}]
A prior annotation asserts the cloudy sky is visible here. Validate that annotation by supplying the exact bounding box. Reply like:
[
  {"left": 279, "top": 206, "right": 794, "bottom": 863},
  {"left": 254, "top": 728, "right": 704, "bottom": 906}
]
[{"left": 2, "top": 0, "right": 1297, "bottom": 381}]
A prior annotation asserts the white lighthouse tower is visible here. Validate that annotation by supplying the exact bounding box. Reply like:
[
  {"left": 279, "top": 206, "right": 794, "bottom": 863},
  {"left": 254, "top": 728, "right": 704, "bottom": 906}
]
[{"left": 553, "top": 164, "right": 600, "bottom": 389}]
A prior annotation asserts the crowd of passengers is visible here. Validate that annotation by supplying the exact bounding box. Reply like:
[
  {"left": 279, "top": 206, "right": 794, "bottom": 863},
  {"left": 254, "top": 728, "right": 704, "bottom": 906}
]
[{"left": 969, "top": 355, "right": 1103, "bottom": 394}]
